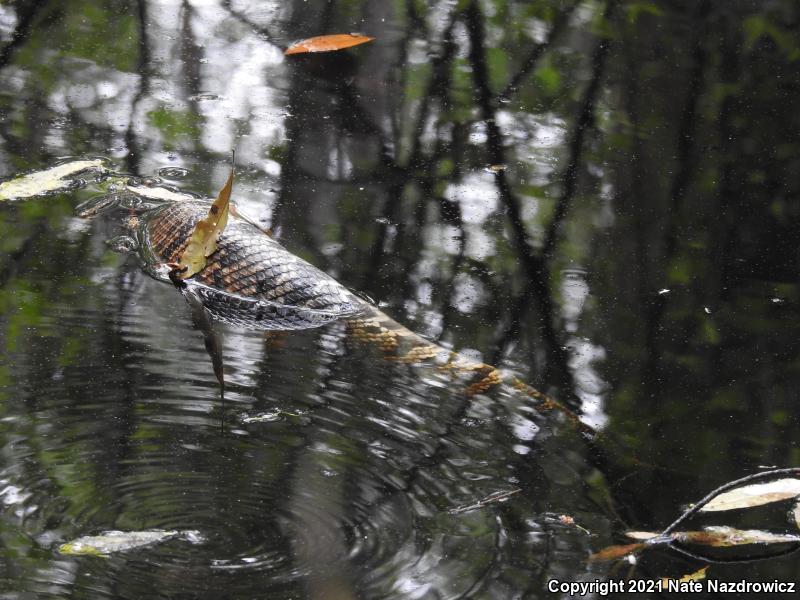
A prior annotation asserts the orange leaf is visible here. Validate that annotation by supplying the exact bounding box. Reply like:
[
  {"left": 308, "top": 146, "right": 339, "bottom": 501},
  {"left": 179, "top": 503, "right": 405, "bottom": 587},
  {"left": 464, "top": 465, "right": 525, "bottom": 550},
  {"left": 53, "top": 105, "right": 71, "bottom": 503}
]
[
  {"left": 588, "top": 543, "right": 645, "bottom": 562},
  {"left": 284, "top": 34, "right": 374, "bottom": 55}
]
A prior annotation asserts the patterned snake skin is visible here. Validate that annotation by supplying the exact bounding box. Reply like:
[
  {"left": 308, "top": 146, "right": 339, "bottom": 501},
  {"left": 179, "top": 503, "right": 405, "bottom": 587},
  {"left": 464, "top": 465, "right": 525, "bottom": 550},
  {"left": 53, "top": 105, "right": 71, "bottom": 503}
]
[
  {"left": 141, "top": 197, "right": 594, "bottom": 438},
  {"left": 144, "top": 200, "right": 364, "bottom": 330}
]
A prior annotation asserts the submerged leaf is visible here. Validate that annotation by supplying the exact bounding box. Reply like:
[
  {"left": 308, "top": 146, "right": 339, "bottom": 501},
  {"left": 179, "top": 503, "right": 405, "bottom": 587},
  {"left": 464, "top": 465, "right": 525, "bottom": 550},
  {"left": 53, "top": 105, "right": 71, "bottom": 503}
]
[
  {"left": 284, "top": 34, "right": 374, "bottom": 55},
  {"left": 588, "top": 542, "right": 645, "bottom": 562},
  {"left": 177, "top": 164, "right": 234, "bottom": 279},
  {"left": 661, "top": 566, "right": 709, "bottom": 586},
  {"left": 673, "top": 526, "right": 800, "bottom": 547},
  {"left": 701, "top": 478, "right": 800, "bottom": 512},
  {"left": 59, "top": 529, "right": 202, "bottom": 556},
  {"left": 0, "top": 159, "right": 106, "bottom": 201}
]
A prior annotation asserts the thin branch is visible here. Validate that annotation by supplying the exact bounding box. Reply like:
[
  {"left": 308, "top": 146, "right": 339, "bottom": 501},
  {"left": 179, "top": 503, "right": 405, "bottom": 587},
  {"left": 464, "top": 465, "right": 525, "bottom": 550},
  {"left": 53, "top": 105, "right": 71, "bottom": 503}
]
[
  {"left": 666, "top": 541, "right": 800, "bottom": 565},
  {"left": 659, "top": 467, "right": 800, "bottom": 537}
]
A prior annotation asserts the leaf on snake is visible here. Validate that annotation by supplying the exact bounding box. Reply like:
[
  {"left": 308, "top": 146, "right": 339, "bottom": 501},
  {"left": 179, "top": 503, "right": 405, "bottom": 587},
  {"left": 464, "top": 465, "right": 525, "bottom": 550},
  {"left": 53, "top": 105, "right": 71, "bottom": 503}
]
[
  {"left": 59, "top": 529, "right": 203, "bottom": 556},
  {"left": 177, "top": 163, "right": 234, "bottom": 279},
  {"left": 284, "top": 34, "right": 374, "bottom": 55},
  {"left": 0, "top": 159, "right": 106, "bottom": 201},
  {"left": 700, "top": 478, "right": 800, "bottom": 512}
]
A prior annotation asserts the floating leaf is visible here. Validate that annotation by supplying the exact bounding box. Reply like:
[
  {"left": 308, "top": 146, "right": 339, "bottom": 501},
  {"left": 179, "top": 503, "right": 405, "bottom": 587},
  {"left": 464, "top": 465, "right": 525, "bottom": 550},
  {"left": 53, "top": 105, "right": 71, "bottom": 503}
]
[
  {"left": 0, "top": 159, "right": 106, "bottom": 201},
  {"left": 625, "top": 531, "right": 659, "bottom": 541},
  {"left": 59, "top": 529, "right": 202, "bottom": 556},
  {"left": 673, "top": 526, "right": 800, "bottom": 547},
  {"left": 588, "top": 542, "right": 645, "bottom": 562},
  {"left": 284, "top": 34, "right": 374, "bottom": 55},
  {"left": 661, "top": 566, "right": 708, "bottom": 586},
  {"left": 176, "top": 164, "right": 234, "bottom": 279},
  {"left": 125, "top": 183, "right": 195, "bottom": 203},
  {"left": 701, "top": 478, "right": 800, "bottom": 512}
]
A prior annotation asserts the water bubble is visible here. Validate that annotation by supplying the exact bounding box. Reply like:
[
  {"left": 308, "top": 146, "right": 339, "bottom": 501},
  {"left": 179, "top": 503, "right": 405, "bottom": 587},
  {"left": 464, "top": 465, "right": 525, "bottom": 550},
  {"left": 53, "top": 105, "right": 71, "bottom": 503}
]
[{"left": 157, "top": 167, "right": 190, "bottom": 180}]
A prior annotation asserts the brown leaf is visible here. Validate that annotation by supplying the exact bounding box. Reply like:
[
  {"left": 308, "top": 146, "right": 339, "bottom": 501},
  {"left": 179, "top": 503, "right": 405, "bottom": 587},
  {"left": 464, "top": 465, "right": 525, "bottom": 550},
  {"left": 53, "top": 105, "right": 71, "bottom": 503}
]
[
  {"left": 674, "top": 526, "right": 800, "bottom": 547},
  {"left": 177, "top": 164, "right": 234, "bottom": 279},
  {"left": 284, "top": 34, "right": 375, "bottom": 55},
  {"left": 588, "top": 543, "right": 645, "bottom": 562},
  {"left": 701, "top": 478, "right": 800, "bottom": 512}
]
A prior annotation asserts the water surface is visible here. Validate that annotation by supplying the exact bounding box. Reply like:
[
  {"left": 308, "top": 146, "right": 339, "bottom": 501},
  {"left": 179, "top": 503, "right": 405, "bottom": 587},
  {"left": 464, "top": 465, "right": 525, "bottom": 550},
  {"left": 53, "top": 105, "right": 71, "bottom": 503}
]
[{"left": 0, "top": 0, "right": 799, "bottom": 598}]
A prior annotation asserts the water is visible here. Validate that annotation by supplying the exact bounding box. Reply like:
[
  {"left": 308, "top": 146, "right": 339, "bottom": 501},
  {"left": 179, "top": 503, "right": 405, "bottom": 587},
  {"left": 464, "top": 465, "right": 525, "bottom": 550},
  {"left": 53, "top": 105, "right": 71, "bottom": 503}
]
[{"left": 1, "top": 1, "right": 800, "bottom": 598}]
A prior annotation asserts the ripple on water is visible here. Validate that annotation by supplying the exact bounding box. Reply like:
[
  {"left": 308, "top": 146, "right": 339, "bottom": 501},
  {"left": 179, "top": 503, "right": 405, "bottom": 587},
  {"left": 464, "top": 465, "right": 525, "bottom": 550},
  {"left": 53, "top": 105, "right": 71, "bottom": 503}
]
[{"left": 0, "top": 228, "right": 605, "bottom": 598}]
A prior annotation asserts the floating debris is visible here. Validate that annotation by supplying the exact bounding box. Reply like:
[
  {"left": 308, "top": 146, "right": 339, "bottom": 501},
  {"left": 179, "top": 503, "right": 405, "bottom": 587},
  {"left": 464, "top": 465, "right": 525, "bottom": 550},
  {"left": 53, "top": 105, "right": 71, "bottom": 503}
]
[
  {"left": 447, "top": 488, "right": 521, "bottom": 515},
  {"left": 242, "top": 409, "right": 301, "bottom": 424},
  {"left": 700, "top": 478, "right": 800, "bottom": 512},
  {"left": 188, "top": 93, "right": 221, "bottom": 102},
  {"left": 0, "top": 159, "right": 107, "bottom": 201},
  {"left": 59, "top": 529, "right": 202, "bottom": 556},
  {"left": 285, "top": 34, "right": 375, "bottom": 55}
]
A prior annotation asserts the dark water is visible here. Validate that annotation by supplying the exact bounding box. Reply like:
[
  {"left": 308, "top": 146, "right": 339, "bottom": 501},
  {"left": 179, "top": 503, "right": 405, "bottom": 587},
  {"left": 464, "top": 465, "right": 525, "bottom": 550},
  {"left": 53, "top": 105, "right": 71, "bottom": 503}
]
[{"left": 0, "top": 1, "right": 799, "bottom": 598}]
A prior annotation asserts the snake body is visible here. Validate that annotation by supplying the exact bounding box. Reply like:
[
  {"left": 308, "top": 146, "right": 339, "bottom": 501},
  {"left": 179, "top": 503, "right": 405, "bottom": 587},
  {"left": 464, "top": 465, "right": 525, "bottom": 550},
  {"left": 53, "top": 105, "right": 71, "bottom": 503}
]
[{"left": 143, "top": 200, "right": 364, "bottom": 330}]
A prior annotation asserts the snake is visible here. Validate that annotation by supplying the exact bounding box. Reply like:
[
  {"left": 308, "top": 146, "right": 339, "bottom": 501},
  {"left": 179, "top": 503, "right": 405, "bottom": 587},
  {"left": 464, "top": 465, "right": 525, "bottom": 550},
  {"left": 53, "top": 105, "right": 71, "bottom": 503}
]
[
  {"left": 142, "top": 199, "right": 364, "bottom": 330},
  {"left": 127, "top": 191, "right": 594, "bottom": 437}
]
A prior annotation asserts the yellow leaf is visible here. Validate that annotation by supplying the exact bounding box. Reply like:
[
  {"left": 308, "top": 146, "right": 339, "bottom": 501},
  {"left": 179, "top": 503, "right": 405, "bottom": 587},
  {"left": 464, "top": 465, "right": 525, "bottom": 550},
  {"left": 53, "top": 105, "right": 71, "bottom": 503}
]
[
  {"left": 284, "top": 34, "right": 374, "bottom": 55},
  {"left": 661, "top": 566, "right": 708, "bottom": 586},
  {"left": 700, "top": 478, "right": 800, "bottom": 512},
  {"left": 177, "top": 164, "right": 234, "bottom": 279}
]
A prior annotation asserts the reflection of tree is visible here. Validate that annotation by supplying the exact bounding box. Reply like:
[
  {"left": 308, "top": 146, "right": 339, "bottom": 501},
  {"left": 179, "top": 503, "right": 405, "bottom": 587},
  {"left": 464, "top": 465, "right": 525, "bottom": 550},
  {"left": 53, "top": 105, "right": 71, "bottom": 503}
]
[
  {"left": 124, "top": 0, "right": 151, "bottom": 175},
  {"left": 0, "top": 0, "right": 47, "bottom": 70},
  {"left": 466, "top": 0, "right": 615, "bottom": 407},
  {"left": 640, "top": 0, "right": 710, "bottom": 403}
]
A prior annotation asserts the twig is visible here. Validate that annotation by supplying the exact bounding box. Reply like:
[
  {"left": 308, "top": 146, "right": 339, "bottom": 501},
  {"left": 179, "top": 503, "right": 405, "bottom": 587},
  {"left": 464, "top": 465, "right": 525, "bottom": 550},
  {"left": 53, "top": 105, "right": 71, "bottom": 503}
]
[
  {"left": 666, "top": 541, "right": 800, "bottom": 565},
  {"left": 660, "top": 467, "right": 800, "bottom": 537},
  {"left": 448, "top": 488, "right": 522, "bottom": 515}
]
